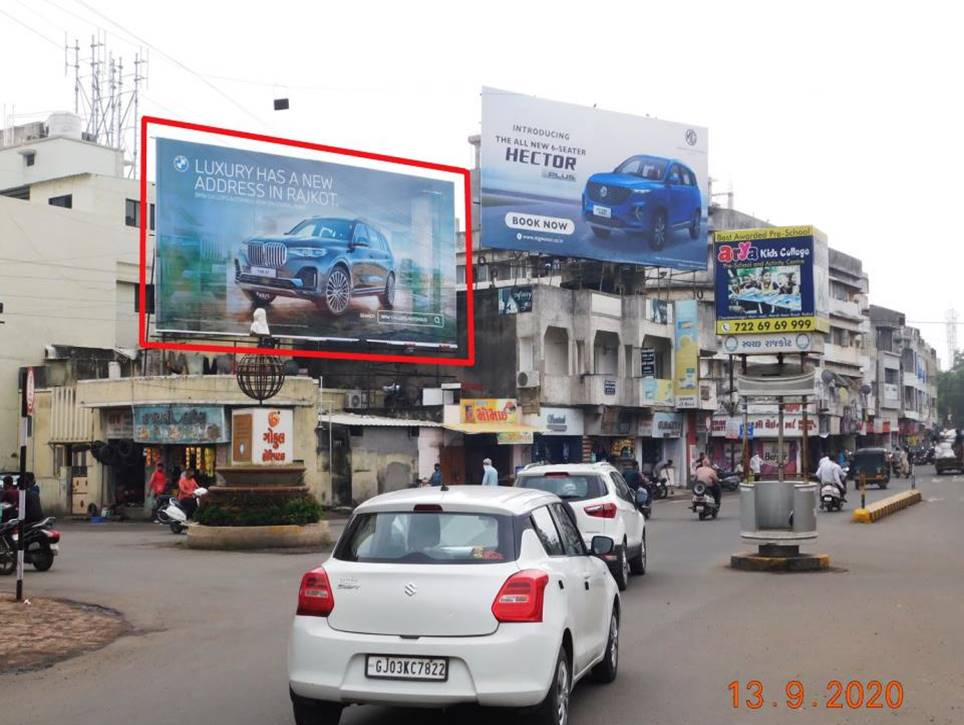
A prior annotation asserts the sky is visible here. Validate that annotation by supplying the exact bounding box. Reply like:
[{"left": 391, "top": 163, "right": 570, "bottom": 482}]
[{"left": 2, "top": 0, "right": 961, "bottom": 366}]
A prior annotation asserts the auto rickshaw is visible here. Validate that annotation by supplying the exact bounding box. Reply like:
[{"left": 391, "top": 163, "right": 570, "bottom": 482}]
[{"left": 848, "top": 447, "right": 890, "bottom": 489}]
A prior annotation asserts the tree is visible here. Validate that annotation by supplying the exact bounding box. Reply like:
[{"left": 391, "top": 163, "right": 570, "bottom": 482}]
[{"left": 937, "top": 351, "right": 964, "bottom": 428}]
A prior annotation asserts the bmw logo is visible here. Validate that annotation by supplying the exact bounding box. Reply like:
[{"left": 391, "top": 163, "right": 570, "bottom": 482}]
[
  {"left": 684, "top": 129, "right": 698, "bottom": 146},
  {"left": 173, "top": 155, "right": 189, "bottom": 172},
  {"left": 600, "top": 186, "right": 608, "bottom": 198}
]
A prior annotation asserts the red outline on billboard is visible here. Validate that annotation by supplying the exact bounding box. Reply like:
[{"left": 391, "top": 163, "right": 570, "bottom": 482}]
[{"left": 139, "top": 116, "right": 475, "bottom": 367}]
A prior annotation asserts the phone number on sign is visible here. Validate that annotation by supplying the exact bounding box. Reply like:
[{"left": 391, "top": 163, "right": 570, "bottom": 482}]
[
  {"left": 717, "top": 317, "right": 817, "bottom": 334},
  {"left": 729, "top": 680, "right": 904, "bottom": 710}
]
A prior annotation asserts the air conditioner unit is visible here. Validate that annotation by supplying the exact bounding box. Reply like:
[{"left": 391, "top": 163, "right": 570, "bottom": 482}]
[
  {"left": 344, "top": 390, "right": 367, "bottom": 409},
  {"left": 516, "top": 370, "right": 541, "bottom": 388}
]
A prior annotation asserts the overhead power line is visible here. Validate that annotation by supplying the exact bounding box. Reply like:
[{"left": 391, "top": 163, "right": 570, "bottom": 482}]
[{"left": 0, "top": 7, "right": 62, "bottom": 49}]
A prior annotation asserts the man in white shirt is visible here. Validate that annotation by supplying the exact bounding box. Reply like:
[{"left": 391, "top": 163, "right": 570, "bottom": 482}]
[
  {"left": 816, "top": 455, "right": 846, "bottom": 495},
  {"left": 481, "top": 458, "right": 499, "bottom": 486},
  {"left": 749, "top": 453, "right": 763, "bottom": 481}
]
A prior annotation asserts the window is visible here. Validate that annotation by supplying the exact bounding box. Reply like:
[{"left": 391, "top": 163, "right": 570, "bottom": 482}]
[
  {"left": 125, "top": 198, "right": 138, "bottom": 226},
  {"left": 610, "top": 472, "right": 634, "bottom": 504},
  {"left": 530, "top": 506, "right": 564, "bottom": 556},
  {"left": 149, "top": 203, "right": 155, "bottom": 231},
  {"left": 681, "top": 168, "right": 693, "bottom": 186},
  {"left": 614, "top": 157, "right": 642, "bottom": 176},
  {"left": 24, "top": 151, "right": 35, "bottom": 167},
  {"left": 49, "top": 194, "right": 72, "bottom": 209},
  {"left": 668, "top": 165, "right": 682, "bottom": 184},
  {"left": 354, "top": 223, "right": 370, "bottom": 244},
  {"left": 337, "top": 511, "right": 513, "bottom": 564},
  {"left": 517, "top": 474, "right": 605, "bottom": 502},
  {"left": 549, "top": 503, "right": 586, "bottom": 556},
  {"left": 286, "top": 218, "right": 354, "bottom": 239}
]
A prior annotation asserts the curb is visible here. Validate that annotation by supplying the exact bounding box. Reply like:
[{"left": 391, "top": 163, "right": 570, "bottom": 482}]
[
  {"left": 852, "top": 490, "right": 922, "bottom": 523},
  {"left": 730, "top": 552, "right": 830, "bottom": 572},
  {"left": 186, "top": 521, "right": 332, "bottom": 550}
]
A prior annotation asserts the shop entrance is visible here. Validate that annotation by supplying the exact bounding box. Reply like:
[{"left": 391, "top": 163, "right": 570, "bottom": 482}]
[
  {"left": 531, "top": 435, "right": 583, "bottom": 465},
  {"left": 462, "top": 435, "right": 511, "bottom": 485}
]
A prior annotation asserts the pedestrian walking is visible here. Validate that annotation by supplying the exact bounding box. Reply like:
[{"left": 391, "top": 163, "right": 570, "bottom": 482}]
[
  {"left": 147, "top": 463, "right": 167, "bottom": 508},
  {"left": 481, "top": 458, "right": 499, "bottom": 486}
]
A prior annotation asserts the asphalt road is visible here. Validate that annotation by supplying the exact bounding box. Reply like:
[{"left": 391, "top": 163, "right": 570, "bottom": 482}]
[{"left": 2, "top": 471, "right": 962, "bottom": 725}]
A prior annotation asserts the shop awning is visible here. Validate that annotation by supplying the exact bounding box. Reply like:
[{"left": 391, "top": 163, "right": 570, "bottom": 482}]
[
  {"left": 318, "top": 413, "right": 441, "bottom": 428},
  {"left": 442, "top": 422, "right": 544, "bottom": 435}
]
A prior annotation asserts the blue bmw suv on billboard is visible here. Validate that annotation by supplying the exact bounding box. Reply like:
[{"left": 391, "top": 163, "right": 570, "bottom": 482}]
[
  {"left": 234, "top": 217, "right": 396, "bottom": 317},
  {"left": 582, "top": 155, "right": 702, "bottom": 250}
]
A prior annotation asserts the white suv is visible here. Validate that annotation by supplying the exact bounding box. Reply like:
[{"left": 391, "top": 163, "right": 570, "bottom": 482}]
[
  {"left": 287, "top": 485, "right": 620, "bottom": 725},
  {"left": 515, "top": 463, "right": 646, "bottom": 591}
]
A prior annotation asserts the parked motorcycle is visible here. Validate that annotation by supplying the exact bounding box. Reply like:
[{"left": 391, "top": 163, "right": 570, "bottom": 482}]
[
  {"left": 155, "top": 488, "right": 208, "bottom": 534},
  {"left": 690, "top": 482, "right": 720, "bottom": 520},
  {"left": 0, "top": 510, "right": 60, "bottom": 573},
  {"left": 649, "top": 475, "right": 669, "bottom": 500},
  {"left": 715, "top": 466, "right": 742, "bottom": 492},
  {"left": 819, "top": 483, "right": 846, "bottom": 512}
]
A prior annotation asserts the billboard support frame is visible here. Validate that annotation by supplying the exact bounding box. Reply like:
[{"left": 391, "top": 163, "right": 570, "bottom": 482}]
[{"left": 138, "top": 115, "right": 475, "bottom": 367}]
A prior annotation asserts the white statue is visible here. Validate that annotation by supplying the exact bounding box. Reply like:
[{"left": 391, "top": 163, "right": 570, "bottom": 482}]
[{"left": 250, "top": 307, "right": 271, "bottom": 337}]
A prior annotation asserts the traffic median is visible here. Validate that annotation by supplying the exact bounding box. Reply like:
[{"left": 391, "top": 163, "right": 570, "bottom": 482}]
[{"left": 852, "top": 490, "right": 922, "bottom": 523}]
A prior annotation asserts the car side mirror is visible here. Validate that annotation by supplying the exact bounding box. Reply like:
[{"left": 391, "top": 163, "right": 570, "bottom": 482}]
[
  {"left": 352, "top": 238, "right": 369, "bottom": 249},
  {"left": 590, "top": 535, "right": 614, "bottom": 557}
]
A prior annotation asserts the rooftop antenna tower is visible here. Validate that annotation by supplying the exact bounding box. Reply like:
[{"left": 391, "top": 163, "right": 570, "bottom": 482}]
[{"left": 65, "top": 32, "right": 148, "bottom": 177}]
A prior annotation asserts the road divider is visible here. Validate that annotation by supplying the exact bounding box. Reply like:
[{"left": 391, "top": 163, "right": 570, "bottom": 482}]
[{"left": 852, "top": 490, "right": 922, "bottom": 523}]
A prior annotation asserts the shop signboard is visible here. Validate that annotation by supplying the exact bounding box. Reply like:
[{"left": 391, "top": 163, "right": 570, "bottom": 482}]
[
  {"left": 674, "top": 300, "right": 699, "bottom": 408},
  {"left": 480, "top": 88, "right": 708, "bottom": 270},
  {"left": 104, "top": 408, "right": 134, "bottom": 439},
  {"left": 711, "top": 413, "right": 815, "bottom": 438},
  {"left": 154, "top": 137, "right": 460, "bottom": 349},
  {"left": 461, "top": 399, "right": 519, "bottom": 425},
  {"left": 714, "top": 226, "right": 828, "bottom": 335},
  {"left": 640, "top": 348, "right": 657, "bottom": 377},
  {"left": 641, "top": 377, "right": 674, "bottom": 407},
  {"left": 133, "top": 404, "right": 227, "bottom": 444},
  {"left": 640, "top": 412, "right": 683, "bottom": 438},
  {"left": 497, "top": 431, "right": 534, "bottom": 445},
  {"left": 498, "top": 286, "right": 533, "bottom": 315},
  {"left": 522, "top": 407, "right": 584, "bottom": 436},
  {"left": 232, "top": 407, "right": 293, "bottom": 464},
  {"left": 882, "top": 383, "right": 900, "bottom": 404},
  {"left": 720, "top": 332, "right": 816, "bottom": 355}
]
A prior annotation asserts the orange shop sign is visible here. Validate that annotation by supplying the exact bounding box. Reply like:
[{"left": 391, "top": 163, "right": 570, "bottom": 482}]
[
  {"left": 461, "top": 399, "right": 520, "bottom": 425},
  {"left": 232, "top": 407, "right": 294, "bottom": 465}
]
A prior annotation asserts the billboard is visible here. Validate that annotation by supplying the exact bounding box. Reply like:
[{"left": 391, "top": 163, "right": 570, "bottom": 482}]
[
  {"left": 154, "top": 136, "right": 460, "bottom": 349},
  {"left": 714, "top": 226, "right": 826, "bottom": 335},
  {"left": 674, "top": 300, "right": 699, "bottom": 409},
  {"left": 231, "top": 407, "right": 293, "bottom": 465},
  {"left": 480, "top": 88, "right": 708, "bottom": 269}
]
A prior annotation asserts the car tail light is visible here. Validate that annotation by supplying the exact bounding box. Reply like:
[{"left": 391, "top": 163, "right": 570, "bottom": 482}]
[
  {"left": 413, "top": 504, "right": 443, "bottom": 512},
  {"left": 584, "top": 502, "right": 617, "bottom": 519},
  {"left": 492, "top": 570, "right": 549, "bottom": 623},
  {"left": 297, "top": 567, "right": 334, "bottom": 617},
  {"left": 43, "top": 529, "right": 60, "bottom": 543}
]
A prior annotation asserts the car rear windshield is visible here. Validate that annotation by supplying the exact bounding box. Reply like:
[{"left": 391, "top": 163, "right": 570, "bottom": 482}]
[
  {"left": 285, "top": 218, "right": 353, "bottom": 240},
  {"left": 336, "top": 511, "right": 515, "bottom": 565},
  {"left": 851, "top": 452, "right": 886, "bottom": 471},
  {"left": 516, "top": 473, "right": 605, "bottom": 502}
]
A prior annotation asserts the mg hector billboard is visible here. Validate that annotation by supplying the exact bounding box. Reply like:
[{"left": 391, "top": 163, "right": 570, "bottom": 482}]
[{"left": 481, "top": 88, "right": 708, "bottom": 270}]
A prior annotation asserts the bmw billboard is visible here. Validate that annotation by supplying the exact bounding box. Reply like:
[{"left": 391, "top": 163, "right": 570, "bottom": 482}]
[
  {"left": 481, "top": 88, "right": 708, "bottom": 269},
  {"left": 154, "top": 136, "right": 462, "bottom": 350}
]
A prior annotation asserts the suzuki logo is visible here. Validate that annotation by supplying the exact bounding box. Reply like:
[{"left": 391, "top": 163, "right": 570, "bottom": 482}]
[
  {"left": 599, "top": 186, "right": 608, "bottom": 198},
  {"left": 404, "top": 583, "right": 417, "bottom": 597}
]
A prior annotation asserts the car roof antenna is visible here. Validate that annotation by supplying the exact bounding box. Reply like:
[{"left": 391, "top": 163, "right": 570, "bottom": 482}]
[{"left": 440, "top": 483, "right": 449, "bottom": 492}]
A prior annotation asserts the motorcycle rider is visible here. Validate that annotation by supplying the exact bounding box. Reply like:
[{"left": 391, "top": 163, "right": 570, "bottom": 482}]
[
  {"left": 177, "top": 468, "right": 200, "bottom": 520},
  {"left": 694, "top": 460, "right": 721, "bottom": 508},
  {"left": 816, "top": 455, "right": 846, "bottom": 497},
  {"left": 622, "top": 460, "right": 644, "bottom": 493}
]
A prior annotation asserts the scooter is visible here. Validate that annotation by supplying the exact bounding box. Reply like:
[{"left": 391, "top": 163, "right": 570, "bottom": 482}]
[
  {"left": 716, "top": 466, "right": 742, "bottom": 492},
  {"left": 651, "top": 476, "right": 669, "bottom": 499},
  {"left": 690, "top": 482, "right": 720, "bottom": 520},
  {"left": 156, "top": 488, "right": 207, "bottom": 534},
  {"left": 0, "top": 509, "right": 60, "bottom": 573},
  {"left": 819, "top": 483, "right": 846, "bottom": 512}
]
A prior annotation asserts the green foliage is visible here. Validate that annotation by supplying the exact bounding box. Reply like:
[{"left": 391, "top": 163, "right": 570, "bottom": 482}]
[
  {"left": 938, "top": 351, "right": 964, "bottom": 428},
  {"left": 196, "top": 494, "right": 323, "bottom": 527}
]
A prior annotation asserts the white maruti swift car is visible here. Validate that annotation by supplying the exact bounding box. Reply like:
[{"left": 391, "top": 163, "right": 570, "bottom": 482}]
[{"left": 287, "top": 485, "right": 621, "bottom": 725}]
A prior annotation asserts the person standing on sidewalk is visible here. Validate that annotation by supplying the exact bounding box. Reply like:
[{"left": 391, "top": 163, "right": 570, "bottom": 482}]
[
  {"left": 481, "top": 458, "right": 499, "bottom": 486},
  {"left": 429, "top": 464, "right": 444, "bottom": 487},
  {"left": 749, "top": 452, "right": 763, "bottom": 481}
]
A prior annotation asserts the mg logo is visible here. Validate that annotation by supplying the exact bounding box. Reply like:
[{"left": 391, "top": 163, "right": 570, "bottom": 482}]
[
  {"left": 173, "top": 155, "right": 189, "bottom": 172},
  {"left": 599, "top": 186, "right": 608, "bottom": 198},
  {"left": 404, "top": 583, "right": 417, "bottom": 597},
  {"left": 684, "top": 129, "right": 698, "bottom": 146}
]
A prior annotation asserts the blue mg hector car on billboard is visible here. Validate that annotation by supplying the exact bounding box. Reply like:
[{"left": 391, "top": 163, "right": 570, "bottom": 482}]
[{"left": 582, "top": 155, "right": 702, "bottom": 250}]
